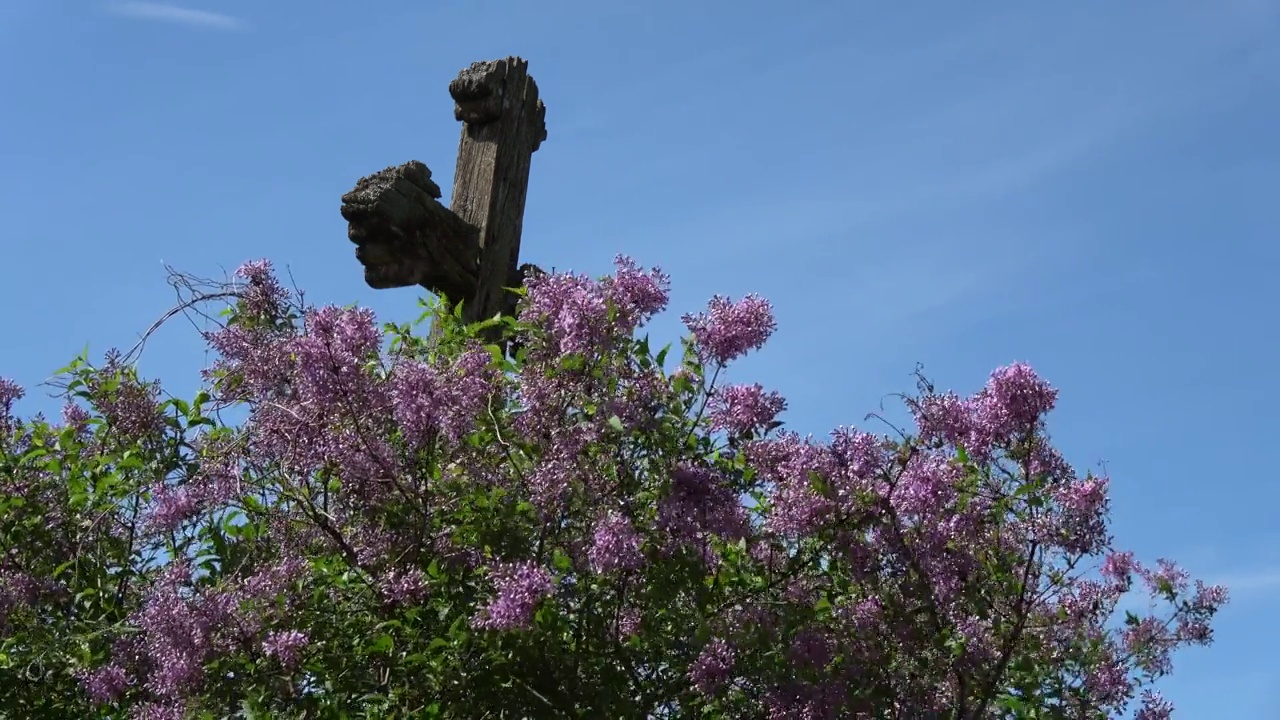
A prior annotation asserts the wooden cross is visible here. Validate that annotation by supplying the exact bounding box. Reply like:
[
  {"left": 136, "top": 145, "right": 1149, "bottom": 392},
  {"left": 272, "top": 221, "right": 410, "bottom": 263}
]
[{"left": 339, "top": 57, "right": 547, "bottom": 333}]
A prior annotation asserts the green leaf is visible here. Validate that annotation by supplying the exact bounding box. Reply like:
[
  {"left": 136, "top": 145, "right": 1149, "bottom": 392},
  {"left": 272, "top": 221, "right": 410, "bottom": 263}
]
[
  {"left": 656, "top": 344, "right": 671, "bottom": 368},
  {"left": 367, "top": 634, "right": 394, "bottom": 654},
  {"left": 550, "top": 549, "right": 572, "bottom": 573}
]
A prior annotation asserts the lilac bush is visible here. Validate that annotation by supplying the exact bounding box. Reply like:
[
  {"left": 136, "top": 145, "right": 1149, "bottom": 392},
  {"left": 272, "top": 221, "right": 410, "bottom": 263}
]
[{"left": 0, "top": 257, "right": 1225, "bottom": 718}]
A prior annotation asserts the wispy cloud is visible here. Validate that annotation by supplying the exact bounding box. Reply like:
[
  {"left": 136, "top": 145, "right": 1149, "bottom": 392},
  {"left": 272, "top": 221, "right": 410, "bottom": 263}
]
[{"left": 105, "top": 2, "right": 244, "bottom": 31}]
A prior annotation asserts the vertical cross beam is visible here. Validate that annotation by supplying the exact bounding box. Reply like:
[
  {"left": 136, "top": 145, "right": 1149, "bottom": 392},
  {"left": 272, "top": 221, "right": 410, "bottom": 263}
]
[
  {"left": 339, "top": 57, "right": 546, "bottom": 331},
  {"left": 447, "top": 57, "right": 546, "bottom": 325}
]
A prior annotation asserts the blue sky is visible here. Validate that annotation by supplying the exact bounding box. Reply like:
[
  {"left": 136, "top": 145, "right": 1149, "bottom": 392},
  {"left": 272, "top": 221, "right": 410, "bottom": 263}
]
[{"left": 2, "top": 0, "right": 1278, "bottom": 715}]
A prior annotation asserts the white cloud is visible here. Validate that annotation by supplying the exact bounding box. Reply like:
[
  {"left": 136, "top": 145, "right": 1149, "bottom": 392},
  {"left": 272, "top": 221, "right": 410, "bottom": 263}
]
[{"left": 106, "top": 2, "right": 244, "bottom": 31}]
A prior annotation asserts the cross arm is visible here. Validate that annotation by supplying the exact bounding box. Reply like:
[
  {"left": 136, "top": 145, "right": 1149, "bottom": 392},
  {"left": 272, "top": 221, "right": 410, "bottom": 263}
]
[{"left": 340, "top": 160, "right": 480, "bottom": 302}]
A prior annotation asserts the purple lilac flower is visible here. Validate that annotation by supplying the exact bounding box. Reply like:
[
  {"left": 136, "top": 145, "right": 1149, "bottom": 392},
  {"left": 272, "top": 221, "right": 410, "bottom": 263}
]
[
  {"left": 590, "top": 367, "right": 668, "bottom": 434},
  {"left": 965, "top": 362, "right": 1058, "bottom": 446},
  {"left": 1142, "top": 558, "right": 1191, "bottom": 599},
  {"left": 657, "top": 464, "right": 750, "bottom": 544},
  {"left": 79, "top": 663, "right": 132, "bottom": 704},
  {"left": 889, "top": 452, "right": 960, "bottom": 519},
  {"left": 390, "top": 348, "right": 495, "bottom": 449},
  {"left": 1188, "top": 580, "right": 1229, "bottom": 613},
  {"left": 954, "top": 615, "right": 997, "bottom": 664},
  {"left": 765, "top": 481, "right": 831, "bottom": 539},
  {"left": 783, "top": 576, "right": 821, "bottom": 606},
  {"left": 0, "top": 377, "right": 22, "bottom": 439},
  {"left": 689, "top": 638, "right": 735, "bottom": 696},
  {"left": 472, "top": 562, "right": 556, "bottom": 631},
  {"left": 827, "top": 427, "right": 887, "bottom": 483},
  {"left": 911, "top": 364, "right": 1059, "bottom": 458},
  {"left": 239, "top": 557, "right": 306, "bottom": 600},
  {"left": 681, "top": 294, "right": 776, "bottom": 366},
  {"left": 262, "top": 629, "right": 309, "bottom": 670},
  {"left": 131, "top": 701, "right": 186, "bottom": 720},
  {"left": 378, "top": 566, "right": 428, "bottom": 606},
  {"left": 520, "top": 272, "right": 610, "bottom": 355},
  {"left": 290, "top": 306, "right": 383, "bottom": 408},
  {"left": 143, "top": 449, "right": 244, "bottom": 535},
  {"left": 2, "top": 571, "right": 62, "bottom": 616},
  {"left": 981, "top": 362, "right": 1058, "bottom": 427},
  {"left": 1027, "top": 442, "right": 1076, "bottom": 487},
  {"left": 0, "top": 377, "right": 22, "bottom": 412},
  {"left": 234, "top": 260, "right": 290, "bottom": 319},
  {"left": 588, "top": 512, "right": 644, "bottom": 574},
  {"left": 389, "top": 360, "right": 446, "bottom": 447},
  {"left": 708, "top": 383, "right": 786, "bottom": 435},
  {"left": 145, "top": 482, "right": 204, "bottom": 535},
  {"left": 527, "top": 452, "right": 578, "bottom": 513},
  {"left": 839, "top": 597, "right": 882, "bottom": 630},
  {"left": 763, "top": 679, "right": 845, "bottom": 719},
  {"left": 1083, "top": 656, "right": 1130, "bottom": 708},
  {"left": 614, "top": 607, "right": 641, "bottom": 641},
  {"left": 136, "top": 562, "right": 226, "bottom": 699},
  {"left": 1051, "top": 475, "right": 1110, "bottom": 554},
  {"left": 60, "top": 401, "right": 92, "bottom": 435},
  {"left": 750, "top": 435, "right": 838, "bottom": 538},
  {"left": 602, "top": 255, "right": 671, "bottom": 329},
  {"left": 90, "top": 355, "right": 166, "bottom": 445},
  {"left": 1100, "top": 551, "right": 1138, "bottom": 589},
  {"left": 1058, "top": 580, "right": 1112, "bottom": 622},
  {"left": 787, "top": 628, "right": 834, "bottom": 670},
  {"left": 1123, "top": 616, "right": 1175, "bottom": 676},
  {"left": 1135, "top": 690, "right": 1174, "bottom": 720},
  {"left": 203, "top": 274, "right": 296, "bottom": 401},
  {"left": 441, "top": 347, "right": 496, "bottom": 438},
  {"left": 911, "top": 391, "right": 973, "bottom": 448}
]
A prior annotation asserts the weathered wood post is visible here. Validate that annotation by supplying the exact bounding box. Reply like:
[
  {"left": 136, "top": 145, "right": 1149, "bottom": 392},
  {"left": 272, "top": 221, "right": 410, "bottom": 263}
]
[{"left": 339, "top": 57, "right": 546, "bottom": 338}]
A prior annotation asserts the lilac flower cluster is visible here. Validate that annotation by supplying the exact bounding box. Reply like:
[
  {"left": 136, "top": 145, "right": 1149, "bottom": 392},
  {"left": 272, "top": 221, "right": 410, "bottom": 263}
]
[
  {"left": 708, "top": 382, "right": 786, "bottom": 436},
  {"left": 235, "top": 259, "right": 290, "bottom": 320},
  {"left": 60, "top": 400, "right": 92, "bottom": 436},
  {"left": 689, "top": 638, "right": 736, "bottom": 695},
  {"left": 378, "top": 566, "right": 428, "bottom": 606},
  {"left": 0, "top": 377, "right": 23, "bottom": 438},
  {"left": 519, "top": 271, "right": 611, "bottom": 356},
  {"left": 134, "top": 562, "right": 223, "bottom": 700},
  {"left": 390, "top": 346, "right": 496, "bottom": 449},
  {"left": 64, "top": 550, "right": 312, "bottom": 714},
  {"left": 79, "top": 663, "right": 131, "bottom": 704},
  {"left": 657, "top": 464, "right": 750, "bottom": 551},
  {"left": 0, "top": 257, "right": 1229, "bottom": 718},
  {"left": 1135, "top": 690, "right": 1175, "bottom": 720},
  {"left": 139, "top": 446, "right": 238, "bottom": 534},
  {"left": 472, "top": 561, "right": 556, "bottom": 631},
  {"left": 588, "top": 512, "right": 644, "bottom": 574},
  {"left": 681, "top": 293, "right": 776, "bottom": 366},
  {"left": 600, "top": 255, "right": 671, "bottom": 329},
  {"left": 291, "top": 306, "right": 383, "bottom": 409},
  {"left": 88, "top": 352, "right": 166, "bottom": 446},
  {"left": 262, "top": 629, "right": 309, "bottom": 670},
  {"left": 519, "top": 255, "right": 671, "bottom": 358}
]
